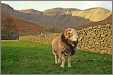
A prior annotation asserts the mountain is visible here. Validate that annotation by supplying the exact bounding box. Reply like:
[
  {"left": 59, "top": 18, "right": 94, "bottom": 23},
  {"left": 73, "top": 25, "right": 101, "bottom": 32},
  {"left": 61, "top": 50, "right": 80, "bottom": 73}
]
[
  {"left": 77, "top": 14, "right": 112, "bottom": 29},
  {"left": 14, "top": 14, "right": 90, "bottom": 32},
  {"left": 1, "top": 3, "right": 112, "bottom": 33},
  {"left": 1, "top": 3, "right": 15, "bottom": 33},
  {"left": 11, "top": 16, "right": 43, "bottom": 34},
  {"left": 18, "top": 9, "right": 43, "bottom": 15},
  {"left": 43, "top": 7, "right": 111, "bottom": 22},
  {"left": 1, "top": 3, "right": 14, "bottom": 22},
  {"left": 43, "top": 8, "right": 80, "bottom": 16},
  {"left": 14, "top": 8, "right": 90, "bottom": 32},
  {"left": 1, "top": 3, "right": 43, "bottom": 37},
  {"left": 72, "top": 7, "right": 111, "bottom": 22}
]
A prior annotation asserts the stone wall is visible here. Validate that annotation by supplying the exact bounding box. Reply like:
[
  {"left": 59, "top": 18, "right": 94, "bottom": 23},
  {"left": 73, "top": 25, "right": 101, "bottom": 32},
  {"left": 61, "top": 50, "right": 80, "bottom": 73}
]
[{"left": 78, "top": 24, "right": 112, "bottom": 54}]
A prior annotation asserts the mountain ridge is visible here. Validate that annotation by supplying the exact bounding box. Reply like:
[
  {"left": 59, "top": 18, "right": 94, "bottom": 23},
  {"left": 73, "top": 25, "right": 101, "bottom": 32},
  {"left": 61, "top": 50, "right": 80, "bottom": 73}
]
[{"left": 1, "top": 3, "right": 112, "bottom": 33}]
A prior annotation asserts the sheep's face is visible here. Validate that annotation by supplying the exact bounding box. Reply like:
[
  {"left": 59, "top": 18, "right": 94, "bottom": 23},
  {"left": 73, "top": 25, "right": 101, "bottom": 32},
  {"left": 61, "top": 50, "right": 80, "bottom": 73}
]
[{"left": 64, "top": 28, "right": 78, "bottom": 42}]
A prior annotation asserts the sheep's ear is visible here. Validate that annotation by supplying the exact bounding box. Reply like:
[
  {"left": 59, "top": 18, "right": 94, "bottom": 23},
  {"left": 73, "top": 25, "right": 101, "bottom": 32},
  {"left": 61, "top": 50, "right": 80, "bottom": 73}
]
[{"left": 61, "top": 32, "right": 65, "bottom": 39}]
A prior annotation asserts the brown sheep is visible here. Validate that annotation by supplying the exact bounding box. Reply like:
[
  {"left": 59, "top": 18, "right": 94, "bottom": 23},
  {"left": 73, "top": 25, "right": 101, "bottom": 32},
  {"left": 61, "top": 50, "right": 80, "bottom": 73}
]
[{"left": 52, "top": 28, "right": 78, "bottom": 68}]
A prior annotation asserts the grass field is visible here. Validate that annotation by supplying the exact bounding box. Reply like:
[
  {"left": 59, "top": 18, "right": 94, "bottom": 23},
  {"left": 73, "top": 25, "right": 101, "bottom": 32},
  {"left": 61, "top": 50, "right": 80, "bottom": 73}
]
[{"left": 1, "top": 40, "right": 112, "bottom": 74}]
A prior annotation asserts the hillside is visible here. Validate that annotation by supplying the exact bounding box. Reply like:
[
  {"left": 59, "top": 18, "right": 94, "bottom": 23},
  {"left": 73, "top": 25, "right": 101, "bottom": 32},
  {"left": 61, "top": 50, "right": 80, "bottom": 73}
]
[
  {"left": 43, "top": 8, "right": 80, "bottom": 16},
  {"left": 20, "top": 15, "right": 90, "bottom": 32},
  {"left": 1, "top": 3, "right": 112, "bottom": 34},
  {"left": 72, "top": 7, "right": 111, "bottom": 22},
  {"left": 1, "top": 3, "right": 43, "bottom": 39},
  {"left": 14, "top": 9, "right": 90, "bottom": 32},
  {"left": 1, "top": 3, "right": 16, "bottom": 37},
  {"left": 43, "top": 7, "right": 111, "bottom": 22},
  {"left": 18, "top": 9, "right": 43, "bottom": 15},
  {"left": 77, "top": 14, "right": 112, "bottom": 29},
  {"left": 11, "top": 16, "right": 43, "bottom": 34}
]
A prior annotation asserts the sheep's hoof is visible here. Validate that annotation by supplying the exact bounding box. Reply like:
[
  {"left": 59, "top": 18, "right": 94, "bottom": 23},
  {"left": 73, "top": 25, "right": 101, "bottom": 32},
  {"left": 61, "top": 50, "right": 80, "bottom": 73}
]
[
  {"left": 60, "top": 65, "right": 64, "bottom": 68},
  {"left": 68, "top": 65, "right": 72, "bottom": 68}
]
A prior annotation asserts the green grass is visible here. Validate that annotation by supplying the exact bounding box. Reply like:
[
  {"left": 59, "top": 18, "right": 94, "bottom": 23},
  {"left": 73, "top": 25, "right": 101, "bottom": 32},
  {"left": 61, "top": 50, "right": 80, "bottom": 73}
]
[{"left": 1, "top": 40, "right": 112, "bottom": 74}]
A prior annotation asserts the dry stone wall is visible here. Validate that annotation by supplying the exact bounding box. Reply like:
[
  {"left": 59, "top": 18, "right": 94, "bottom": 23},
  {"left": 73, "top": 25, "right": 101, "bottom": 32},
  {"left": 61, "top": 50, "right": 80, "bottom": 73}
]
[{"left": 78, "top": 24, "right": 112, "bottom": 54}]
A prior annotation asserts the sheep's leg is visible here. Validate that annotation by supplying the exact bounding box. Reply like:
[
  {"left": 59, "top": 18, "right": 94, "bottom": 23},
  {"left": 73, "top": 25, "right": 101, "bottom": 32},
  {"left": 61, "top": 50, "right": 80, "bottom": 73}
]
[
  {"left": 58, "top": 57, "right": 61, "bottom": 64},
  {"left": 60, "top": 55, "right": 65, "bottom": 68},
  {"left": 68, "top": 55, "right": 72, "bottom": 67},
  {"left": 54, "top": 54, "right": 58, "bottom": 64},
  {"left": 52, "top": 48, "right": 58, "bottom": 64}
]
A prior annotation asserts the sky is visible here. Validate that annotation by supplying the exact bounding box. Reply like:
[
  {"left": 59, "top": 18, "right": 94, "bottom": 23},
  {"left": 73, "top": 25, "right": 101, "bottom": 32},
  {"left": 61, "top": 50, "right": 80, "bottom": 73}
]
[{"left": 1, "top": 1, "right": 112, "bottom": 11}]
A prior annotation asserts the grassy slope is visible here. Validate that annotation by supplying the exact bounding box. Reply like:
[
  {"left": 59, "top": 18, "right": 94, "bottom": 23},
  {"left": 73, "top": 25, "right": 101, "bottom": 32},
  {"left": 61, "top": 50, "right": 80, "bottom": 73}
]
[{"left": 1, "top": 40, "right": 112, "bottom": 74}]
